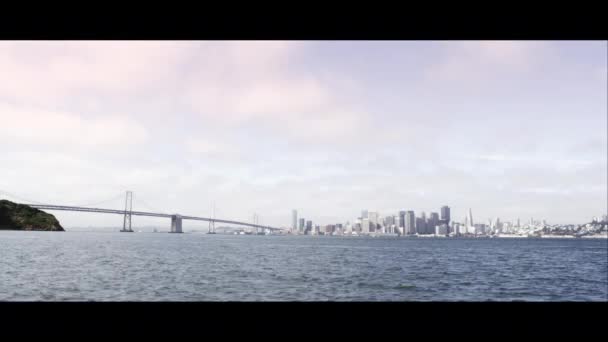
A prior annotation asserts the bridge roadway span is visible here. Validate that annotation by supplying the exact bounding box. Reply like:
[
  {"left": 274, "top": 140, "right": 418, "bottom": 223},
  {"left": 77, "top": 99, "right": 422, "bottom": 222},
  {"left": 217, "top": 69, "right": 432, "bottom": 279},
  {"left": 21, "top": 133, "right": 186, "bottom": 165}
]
[{"left": 26, "top": 204, "right": 281, "bottom": 232}]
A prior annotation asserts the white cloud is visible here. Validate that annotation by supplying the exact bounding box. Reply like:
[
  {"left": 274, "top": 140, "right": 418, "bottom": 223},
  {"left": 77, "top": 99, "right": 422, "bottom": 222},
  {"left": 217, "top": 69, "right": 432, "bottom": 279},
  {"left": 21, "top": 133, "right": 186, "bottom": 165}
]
[
  {"left": 0, "top": 102, "right": 147, "bottom": 147},
  {"left": 423, "top": 41, "right": 547, "bottom": 86},
  {"left": 181, "top": 41, "right": 368, "bottom": 144},
  {"left": 0, "top": 41, "right": 193, "bottom": 104},
  {"left": 0, "top": 41, "right": 370, "bottom": 145}
]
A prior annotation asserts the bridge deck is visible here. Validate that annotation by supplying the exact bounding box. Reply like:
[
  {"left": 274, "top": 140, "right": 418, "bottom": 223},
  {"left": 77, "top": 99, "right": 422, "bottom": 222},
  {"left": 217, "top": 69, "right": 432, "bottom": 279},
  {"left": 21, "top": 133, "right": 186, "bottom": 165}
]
[{"left": 25, "top": 204, "right": 281, "bottom": 231}]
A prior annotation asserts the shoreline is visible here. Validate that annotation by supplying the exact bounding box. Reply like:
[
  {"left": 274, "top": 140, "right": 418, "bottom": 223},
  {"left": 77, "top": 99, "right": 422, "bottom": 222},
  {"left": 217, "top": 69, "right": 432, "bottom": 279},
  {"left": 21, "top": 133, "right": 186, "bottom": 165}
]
[{"left": 2, "top": 229, "right": 607, "bottom": 239}]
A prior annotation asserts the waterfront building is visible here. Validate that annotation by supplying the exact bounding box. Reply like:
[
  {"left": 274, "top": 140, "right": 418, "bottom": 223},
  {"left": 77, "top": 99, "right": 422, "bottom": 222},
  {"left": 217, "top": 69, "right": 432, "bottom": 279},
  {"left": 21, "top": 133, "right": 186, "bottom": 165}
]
[
  {"left": 368, "top": 211, "right": 379, "bottom": 233},
  {"left": 416, "top": 216, "right": 426, "bottom": 234},
  {"left": 453, "top": 222, "right": 460, "bottom": 235},
  {"left": 306, "top": 220, "right": 312, "bottom": 234},
  {"left": 428, "top": 212, "right": 439, "bottom": 234},
  {"left": 399, "top": 210, "right": 406, "bottom": 229},
  {"left": 292, "top": 209, "right": 298, "bottom": 232},
  {"left": 345, "top": 223, "right": 352, "bottom": 234},
  {"left": 362, "top": 210, "right": 368, "bottom": 219},
  {"left": 361, "top": 218, "right": 371, "bottom": 234},
  {"left": 385, "top": 215, "right": 395, "bottom": 227},
  {"left": 441, "top": 206, "right": 451, "bottom": 225},
  {"left": 405, "top": 211, "right": 416, "bottom": 234},
  {"left": 299, "top": 218, "right": 305, "bottom": 233},
  {"left": 474, "top": 223, "right": 486, "bottom": 235},
  {"left": 436, "top": 223, "right": 448, "bottom": 235}
]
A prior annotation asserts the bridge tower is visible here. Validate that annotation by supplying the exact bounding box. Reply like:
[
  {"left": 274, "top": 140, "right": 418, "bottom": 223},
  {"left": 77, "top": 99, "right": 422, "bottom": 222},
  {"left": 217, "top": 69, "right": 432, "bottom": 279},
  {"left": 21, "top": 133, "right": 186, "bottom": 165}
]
[
  {"left": 121, "top": 191, "right": 133, "bottom": 232},
  {"left": 171, "top": 214, "right": 183, "bottom": 233},
  {"left": 253, "top": 213, "right": 257, "bottom": 234},
  {"left": 207, "top": 202, "right": 216, "bottom": 234}
]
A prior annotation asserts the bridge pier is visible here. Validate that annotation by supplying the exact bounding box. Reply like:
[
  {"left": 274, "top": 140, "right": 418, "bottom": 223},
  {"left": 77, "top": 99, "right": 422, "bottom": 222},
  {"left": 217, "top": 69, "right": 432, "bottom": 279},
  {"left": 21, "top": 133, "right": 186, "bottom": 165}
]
[{"left": 170, "top": 215, "right": 183, "bottom": 233}]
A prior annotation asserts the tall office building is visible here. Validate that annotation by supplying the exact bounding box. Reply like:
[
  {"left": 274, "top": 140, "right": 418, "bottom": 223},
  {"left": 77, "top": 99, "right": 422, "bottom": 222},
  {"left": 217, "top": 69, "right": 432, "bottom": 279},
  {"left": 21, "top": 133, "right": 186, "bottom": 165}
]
[
  {"left": 361, "top": 218, "right": 371, "bottom": 234},
  {"left": 416, "top": 216, "right": 427, "bottom": 234},
  {"left": 405, "top": 211, "right": 416, "bottom": 234},
  {"left": 361, "top": 210, "right": 369, "bottom": 220},
  {"left": 468, "top": 208, "right": 474, "bottom": 227},
  {"left": 440, "top": 206, "right": 451, "bottom": 224},
  {"left": 385, "top": 215, "right": 395, "bottom": 227},
  {"left": 299, "top": 218, "right": 305, "bottom": 232},
  {"left": 420, "top": 211, "right": 430, "bottom": 234},
  {"left": 306, "top": 220, "right": 313, "bottom": 234},
  {"left": 399, "top": 210, "right": 406, "bottom": 229},
  {"left": 368, "top": 211, "right": 378, "bottom": 232},
  {"left": 428, "top": 212, "right": 439, "bottom": 234},
  {"left": 292, "top": 210, "right": 298, "bottom": 231}
]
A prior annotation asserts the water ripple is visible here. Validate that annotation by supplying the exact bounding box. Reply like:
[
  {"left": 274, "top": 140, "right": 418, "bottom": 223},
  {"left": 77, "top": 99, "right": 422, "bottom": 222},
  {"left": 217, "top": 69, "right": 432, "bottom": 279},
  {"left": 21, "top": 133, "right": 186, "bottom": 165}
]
[{"left": 0, "top": 232, "right": 606, "bottom": 301}]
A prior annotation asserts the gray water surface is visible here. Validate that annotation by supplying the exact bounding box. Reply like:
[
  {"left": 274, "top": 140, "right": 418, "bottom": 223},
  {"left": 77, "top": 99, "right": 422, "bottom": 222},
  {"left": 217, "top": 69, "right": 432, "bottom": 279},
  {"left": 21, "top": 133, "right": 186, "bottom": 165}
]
[{"left": 1, "top": 231, "right": 606, "bottom": 301}]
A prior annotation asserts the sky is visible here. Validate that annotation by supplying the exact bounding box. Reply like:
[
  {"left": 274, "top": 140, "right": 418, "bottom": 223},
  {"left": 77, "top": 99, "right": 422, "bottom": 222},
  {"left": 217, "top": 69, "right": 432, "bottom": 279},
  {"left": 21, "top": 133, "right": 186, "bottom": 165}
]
[{"left": 0, "top": 41, "right": 606, "bottom": 229}]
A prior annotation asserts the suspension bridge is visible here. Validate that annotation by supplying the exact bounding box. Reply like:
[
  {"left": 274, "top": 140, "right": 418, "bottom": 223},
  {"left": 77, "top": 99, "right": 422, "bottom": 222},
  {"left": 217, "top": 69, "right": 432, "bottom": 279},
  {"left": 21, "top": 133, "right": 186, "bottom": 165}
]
[{"left": 0, "top": 190, "right": 281, "bottom": 233}]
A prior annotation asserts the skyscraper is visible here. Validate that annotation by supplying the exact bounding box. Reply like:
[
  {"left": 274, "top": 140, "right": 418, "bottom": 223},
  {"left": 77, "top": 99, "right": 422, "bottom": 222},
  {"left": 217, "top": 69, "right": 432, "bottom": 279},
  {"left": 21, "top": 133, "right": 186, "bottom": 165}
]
[
  {"left": 468, "top": 208, "right": 474, "bottom": 227},
  {"left": 306, "top": 220, "right": 312, "bottom": 234},
  {"left": 399, "top": 210, "right": 406, "bottom": 229},
  {"left": 368, "top": 211, "right": 378, "bottom": 232},
  {"left": 429, "top": 212, "right": 439, "bottom": 234},
  {"left": 361, "top": 210, "right": 369, "bottom": 219},
  {"left": 405, "top": 211, "right": 416, "bottom": 234},
  {"left": 299, "top": 218, "right": 305, "bottom": 232},
  {"left": 440, "top": 206, "right": 451, "bottom": 224},
  {"left": 361, "top": 218, "right": 370, "bottom": 234},
  {"left": 420, "top": 212, "right": 428, "bottom": 234},
  {"left": 416, "top": 216, "right": 426, "bottom": 234},
  {"left": 292, "top": 209, "right": 297, "bottom": 231},
  {"left": 385, "top": 218, "right": 395, "bottom": 234}
]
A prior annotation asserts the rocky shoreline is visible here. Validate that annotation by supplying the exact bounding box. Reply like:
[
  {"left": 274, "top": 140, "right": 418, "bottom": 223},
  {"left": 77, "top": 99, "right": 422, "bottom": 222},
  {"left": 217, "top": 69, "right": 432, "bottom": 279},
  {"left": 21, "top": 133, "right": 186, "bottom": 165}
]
[{"left": 0, "top": 200, "right": 64, "bottom": 231}]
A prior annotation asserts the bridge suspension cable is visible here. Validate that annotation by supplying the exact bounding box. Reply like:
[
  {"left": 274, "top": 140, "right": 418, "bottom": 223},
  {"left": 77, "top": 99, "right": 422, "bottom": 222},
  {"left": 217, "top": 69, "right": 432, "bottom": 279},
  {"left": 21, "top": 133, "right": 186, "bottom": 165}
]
[
  {"left": 72, "top": 192, "right": 126, "bottom": 208},
  {"left": 0, "top": 189, "right": 47, "bottom": 205},
  {"left": 134, "top": 195, "right": 169, "bottom": 215},
  {"left": 0, "top": 189, "right": 130, "bottom": 209}
]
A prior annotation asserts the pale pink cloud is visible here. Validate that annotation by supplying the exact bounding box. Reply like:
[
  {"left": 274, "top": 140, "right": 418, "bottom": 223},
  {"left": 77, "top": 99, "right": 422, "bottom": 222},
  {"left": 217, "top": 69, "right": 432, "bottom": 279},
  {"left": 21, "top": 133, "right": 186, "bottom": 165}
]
[
  {"left": 0, "top": 41, "right": 193, "bottom": 104},
  {"left": 424, "top": 41, "right": 548, "bottom": 86},
  {"left": 0, "top": 102, "right": 147, "bottom": 147},
  {"left": 0, "top": 41, "right": 371, "bottom": 145}
]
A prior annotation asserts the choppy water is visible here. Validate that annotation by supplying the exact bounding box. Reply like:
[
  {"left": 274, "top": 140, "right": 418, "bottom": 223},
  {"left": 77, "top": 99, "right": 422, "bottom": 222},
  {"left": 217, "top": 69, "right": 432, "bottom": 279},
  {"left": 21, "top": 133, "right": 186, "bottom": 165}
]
[{"left": 1, "top": 231, "right": 606, "bottom": 301}]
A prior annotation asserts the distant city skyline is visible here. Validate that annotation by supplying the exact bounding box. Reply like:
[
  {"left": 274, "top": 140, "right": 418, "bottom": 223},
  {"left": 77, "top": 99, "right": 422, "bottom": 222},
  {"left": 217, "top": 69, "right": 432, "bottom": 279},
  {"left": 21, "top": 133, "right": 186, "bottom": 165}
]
[{"left": 0, "top": 41, "right": 606, "bottom": 227}]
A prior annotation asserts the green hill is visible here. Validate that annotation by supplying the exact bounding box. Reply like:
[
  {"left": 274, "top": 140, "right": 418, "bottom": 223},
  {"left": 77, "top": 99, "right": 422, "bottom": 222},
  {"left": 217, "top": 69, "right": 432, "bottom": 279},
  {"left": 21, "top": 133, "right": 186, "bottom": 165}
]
[{"left": 0, "top": 200, "right": 64, "bottom": 231}]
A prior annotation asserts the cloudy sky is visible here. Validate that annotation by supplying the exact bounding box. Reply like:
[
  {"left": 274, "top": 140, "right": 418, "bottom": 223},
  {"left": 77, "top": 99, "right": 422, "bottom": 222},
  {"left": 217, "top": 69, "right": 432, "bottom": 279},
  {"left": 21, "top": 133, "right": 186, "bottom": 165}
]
[{"left": 0, "top": 41, "right": 606, "bottom": 228}]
